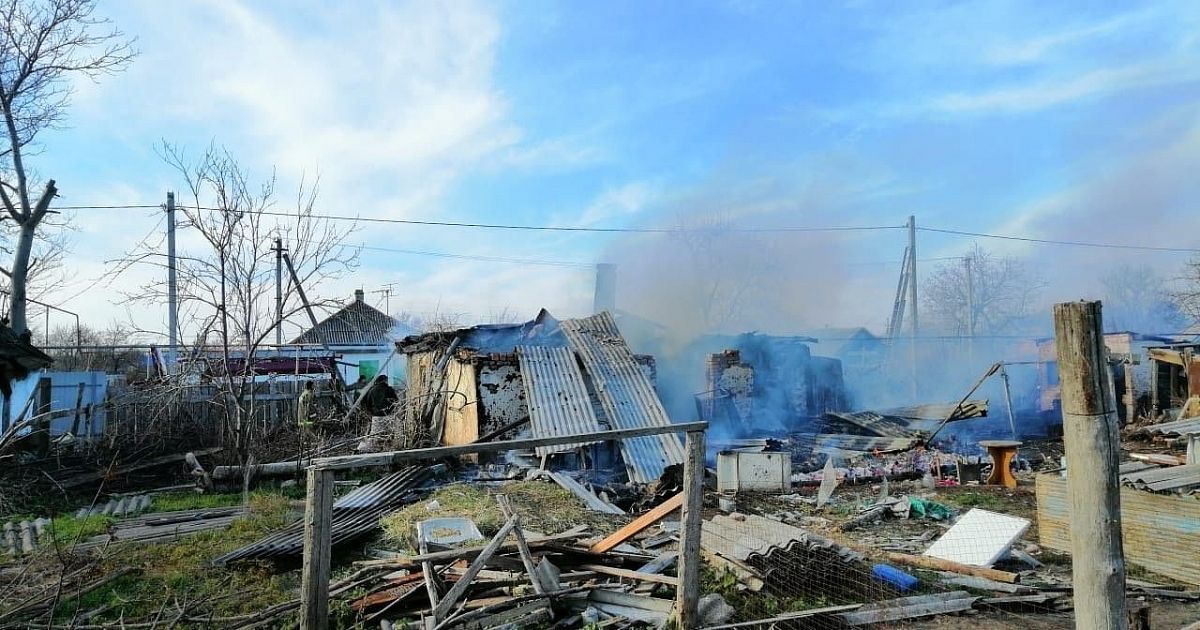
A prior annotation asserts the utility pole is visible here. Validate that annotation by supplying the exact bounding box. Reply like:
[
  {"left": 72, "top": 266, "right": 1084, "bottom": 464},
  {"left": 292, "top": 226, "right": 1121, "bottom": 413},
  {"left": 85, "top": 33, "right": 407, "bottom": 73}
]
[
  {"left": 167, "top": 192, "right": 178, "bottom": 370},
  {"left": 907, "top": 215, "right": 918, "bottom": 396},
  {"left": 965, "top": 255, "right": 975, "bottom": 363},
  {"left": 274, "top": 238, "right": 284, "bottom": 347},
  {"left": 1052, "top": 300, "right": 1126, "bottom": 630}
]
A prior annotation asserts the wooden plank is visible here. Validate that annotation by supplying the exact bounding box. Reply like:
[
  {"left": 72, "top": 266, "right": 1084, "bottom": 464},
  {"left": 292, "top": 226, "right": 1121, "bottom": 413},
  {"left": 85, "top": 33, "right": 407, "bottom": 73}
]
[
  {"left": 636, "top": 551, "right": 677, "bottom": 575},
  {"left": 496, "top": 495, "right": 545, "bottom": 595},
  {"left": 675, "top": 429, "right": 704, "bottom": 629},
  {"left": 300, "top": 468, "right": 335, "bottom": 630},
  {"left": 589, "top": 492, "right": 684, "bottom": 554},
  {"left": 882, "top": 552, "right": 1019, "bottom": 583},
  {"left": 441, "top": 359, "right": 479, "bottom": 447},
  {"left": 314, "top": 422, "right": 709, "bottom": 471},
  {"left": 1037, "top": 473, "right": 1200, "bottom": 586},
  {"left": 355, "top": 527, "right": 588, "bottom": 569},
  {"left": 577, "top": 564, "right": 680, "bottom": 586},
  {"left": 432, "top": 516, "right": 518, "bottom": 622}
]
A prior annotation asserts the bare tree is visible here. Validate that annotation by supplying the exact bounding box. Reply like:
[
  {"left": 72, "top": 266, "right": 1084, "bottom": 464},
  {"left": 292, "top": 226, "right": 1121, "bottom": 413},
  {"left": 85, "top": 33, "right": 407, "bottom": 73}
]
[
  {"left": 1172, "top": 257, "right": 1200, "bottom": 330},
  {"left": 0, "top": 0, "right": 134, "bottom": 334},
  {"left": 113, "top": 143, "right": 359, "bottom": 474},
  {"left": 922, "top": 244, "right": 1044, "bottom": 335},
  {"left": 45, "top": 321, "right": 142, "bottom": 373},
  {"left": 1101, "top": 264, "right": 1185, "bottom": 333}
]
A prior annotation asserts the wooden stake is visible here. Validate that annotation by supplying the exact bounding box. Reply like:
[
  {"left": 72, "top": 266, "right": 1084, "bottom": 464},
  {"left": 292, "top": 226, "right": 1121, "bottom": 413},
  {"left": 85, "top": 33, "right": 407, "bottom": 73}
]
[
  {"left": 1053, "top": 301, "right": 1126, "bottom": 630},
  {"left": 675, "top": 429, "right": 705, "bottom": 629},
  {"left": 300, "top": 467, "right": 334, "bottom": 630},
  {"left": 433, "top": 516, "right": 519, "bottom": 622}
]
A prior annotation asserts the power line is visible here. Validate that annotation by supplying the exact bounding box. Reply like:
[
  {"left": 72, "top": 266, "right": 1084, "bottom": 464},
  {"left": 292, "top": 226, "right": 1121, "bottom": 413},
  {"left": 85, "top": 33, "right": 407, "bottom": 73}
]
[
  {"left": 172, "top": 205, "right": 906, "bottom": 234},
  {"left": 48, "top": 202, "right": 1200, "bottom": 252},
  {"left": 919, "top": 226, "right": 1200, "bottom": 254},
  {"left": 355, "top": 244, "right": 592, "bottom": 268}
]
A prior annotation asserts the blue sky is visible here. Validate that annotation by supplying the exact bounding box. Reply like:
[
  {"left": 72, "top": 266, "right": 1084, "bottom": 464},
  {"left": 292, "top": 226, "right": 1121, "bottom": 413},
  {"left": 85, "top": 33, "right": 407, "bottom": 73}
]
[{"left": 29, "top": 0, "right": 1200, "bottom": 339}]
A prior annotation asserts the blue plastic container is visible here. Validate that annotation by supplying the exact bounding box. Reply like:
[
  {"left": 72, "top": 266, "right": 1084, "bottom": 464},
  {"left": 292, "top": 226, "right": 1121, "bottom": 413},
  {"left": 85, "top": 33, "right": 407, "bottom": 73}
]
[{"left": 871, "top": 563, "right": 919, "bottom": 592}]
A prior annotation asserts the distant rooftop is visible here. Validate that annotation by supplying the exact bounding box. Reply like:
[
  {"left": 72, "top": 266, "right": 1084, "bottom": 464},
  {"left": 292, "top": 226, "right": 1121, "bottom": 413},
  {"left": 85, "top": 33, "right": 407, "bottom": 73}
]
[{"left": 291, "top": 289, "right": 403, "bottom": 346}]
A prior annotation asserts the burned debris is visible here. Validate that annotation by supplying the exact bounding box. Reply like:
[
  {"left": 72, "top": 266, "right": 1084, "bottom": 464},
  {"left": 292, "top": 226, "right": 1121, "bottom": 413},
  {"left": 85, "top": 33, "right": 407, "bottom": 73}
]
[{"left": 2, "top": 302, "right": 1200, "bottom": 630}]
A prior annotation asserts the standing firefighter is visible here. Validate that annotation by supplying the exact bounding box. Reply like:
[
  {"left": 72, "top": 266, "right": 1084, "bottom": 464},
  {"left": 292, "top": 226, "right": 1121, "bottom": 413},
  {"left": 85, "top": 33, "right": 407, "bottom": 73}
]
[
  {"left": 362, "top": 374, "right": 398, "bottom": 416},
  {"left": 357, "top": 375, "right": 399, "bottom": 452}
]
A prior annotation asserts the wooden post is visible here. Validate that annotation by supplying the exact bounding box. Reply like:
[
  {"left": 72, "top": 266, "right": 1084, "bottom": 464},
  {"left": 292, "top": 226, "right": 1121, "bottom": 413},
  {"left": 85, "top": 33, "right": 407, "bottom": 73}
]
[
  {"left": 1052, "top": 301, "right": 1126, "bottom": 630},
  {"left": 1123, "top": 362, "right": 1137, "bottom": 424},
  {"left": 70, "top": 381, "right": 86, "bottom": 436},
  {"left": 300, "top": 467, "right": 334, "bottom": 630},
  {"left": 35, "top": 376, "right": 51, "bottom": 456},
  {"left": 675, "top": 430, "right": 705, "bottom": 629}
]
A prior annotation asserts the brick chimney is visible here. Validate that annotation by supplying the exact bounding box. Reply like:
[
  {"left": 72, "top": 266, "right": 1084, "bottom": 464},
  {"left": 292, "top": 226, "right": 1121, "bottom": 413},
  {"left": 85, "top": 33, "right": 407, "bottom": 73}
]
[{"left": 354, "top": 288, "right": 364, "bottom": 303}]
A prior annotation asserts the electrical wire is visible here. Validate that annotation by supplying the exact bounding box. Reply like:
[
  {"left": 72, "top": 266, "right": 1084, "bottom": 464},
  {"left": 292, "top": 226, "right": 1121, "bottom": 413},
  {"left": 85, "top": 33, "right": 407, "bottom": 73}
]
[
  {"left": 47, "top": 202, "right": 1200, "bottom": 251},
  {"left": 919, "top": 226, "right": 1200, "bottom": 254}
]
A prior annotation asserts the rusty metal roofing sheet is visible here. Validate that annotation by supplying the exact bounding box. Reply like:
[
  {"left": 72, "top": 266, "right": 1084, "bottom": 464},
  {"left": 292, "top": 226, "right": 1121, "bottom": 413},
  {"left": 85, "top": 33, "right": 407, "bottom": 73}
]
[
  {"left": 1145, "top": 417, "right": 1200, "bottom": 437},
  {"left": 214, "top": 466, "right": 430, "bottom": 565},
  {"left": 560, "top": 312, "right": 684, "bottom": 484},
  {"left": 517, "top": 345, "right": 603, "bottom": 457}
]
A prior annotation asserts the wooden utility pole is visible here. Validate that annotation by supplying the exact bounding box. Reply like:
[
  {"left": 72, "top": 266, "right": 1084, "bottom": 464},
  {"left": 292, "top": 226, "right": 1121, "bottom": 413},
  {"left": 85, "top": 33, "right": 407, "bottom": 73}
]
[
  {"left": 300, "top": 467, "right": 334, "bottom": 630},
  {"left": 907, "top": 215, "right": 919, "bottom": 396},
  {"left": 166, "top": 192, "right": 178, "bottom": 369},
  {"left": 1052, "top": 301, "right": 1126, "bottom": 630},
  {"left": 274, "top": 238, "right": 284, "bottom": 347},
  {"left": 675, "top": 430, "right": 705, "bottom": 628}
]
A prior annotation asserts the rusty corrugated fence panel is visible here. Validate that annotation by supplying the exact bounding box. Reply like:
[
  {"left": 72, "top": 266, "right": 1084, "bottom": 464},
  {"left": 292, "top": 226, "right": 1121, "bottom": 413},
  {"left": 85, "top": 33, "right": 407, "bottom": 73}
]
[
  {"left": 517, "top": 345, "right": 603, "bottom": 456},
  {"left": 560, "top": 312, "right": 684, "bottom": 484},
  {"left": 1036, "top": 473, "right": 1200, "bottom": 586}
]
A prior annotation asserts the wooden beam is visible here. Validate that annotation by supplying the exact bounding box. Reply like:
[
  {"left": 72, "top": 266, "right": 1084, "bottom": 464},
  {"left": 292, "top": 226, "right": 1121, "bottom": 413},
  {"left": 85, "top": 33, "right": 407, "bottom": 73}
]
[
  {"left": 675, "top": 429, "right": 705, "bottom": 629},
  {"left": 882, "top": 552, "right": 1019, "bottom": 584},
  {"left": 313, "top": 422, "right": 709, "bottom": 471},
  {"left": 354, "top": 527, "right": 588, "bottom": 569},
  {"left": 1053, "top": 300, "right": 1126, "bottom": 630},
  {"left": 590, "top": 492, "right": 684, "bottom": 554},
  {"left": 300, "top": 467, "right": 335, "bottom": 630},
  {"left": 433, "top": 516, "right": 519, "bottom": 622},
  {"left": 496, "top": 494, "right": 546, "bottom": 595},
  {"left": 577, "top": 563, "right": 679, "bottom": 586}
]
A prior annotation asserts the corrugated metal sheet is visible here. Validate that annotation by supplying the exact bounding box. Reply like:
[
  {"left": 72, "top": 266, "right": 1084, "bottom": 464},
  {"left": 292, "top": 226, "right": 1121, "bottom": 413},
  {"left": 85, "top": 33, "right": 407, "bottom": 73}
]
[
  {"left": 214, "top": 466, "right": 431, "bottom": 565},
  {"left": 797, "top": 433, "right": 917, "bottom": 454},
  {"left": 1145, "top": 417, "right": 1200, "bottom": 436},
  {"left": 518, "top": 345, "right": 603, "bottom": 457},
  {"left": 702, "top": 513, "right": 870, "bottom": 599},
  {"left": 560, "top": 312, "right": 684, "bottom": 484},
  {"left": 1121, "top": 463, "right": 1200, "bottom": 493},
  {"left": 1037, "top": 473, "right": 1200, "bottom": 586}
]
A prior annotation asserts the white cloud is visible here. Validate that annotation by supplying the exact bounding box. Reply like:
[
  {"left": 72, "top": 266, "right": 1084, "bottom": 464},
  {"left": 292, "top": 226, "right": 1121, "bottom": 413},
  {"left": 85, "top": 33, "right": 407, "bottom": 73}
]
[
  {"left": 574, "top": 182, "right": 656, "bottom": 226},
  {"left": 930, "top": 61, "right": 1198, "bottom": 114}
]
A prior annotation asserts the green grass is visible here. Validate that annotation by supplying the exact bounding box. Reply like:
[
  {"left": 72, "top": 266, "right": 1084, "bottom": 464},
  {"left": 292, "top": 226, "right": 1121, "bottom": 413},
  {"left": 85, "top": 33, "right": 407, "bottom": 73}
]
[
  {"left": 42, "top": 514, "right": 115, "bottom": 546},
  {"left": 148, "top": 486, "right": 305, "bottom": 513},
  {"left": 379, "top": 480, "right": 623, "bottom": 552},
  {"left": 47, "top": 492, "right": 300, "bottom": 625}
]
